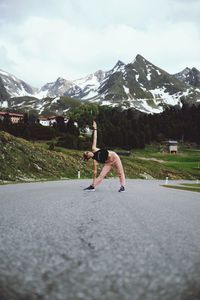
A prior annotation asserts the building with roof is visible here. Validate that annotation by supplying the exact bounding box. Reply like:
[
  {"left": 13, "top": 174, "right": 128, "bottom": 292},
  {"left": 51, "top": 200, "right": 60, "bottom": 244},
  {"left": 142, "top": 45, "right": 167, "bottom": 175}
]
[
  {"left": 0, "top": 112, "right": 24, "bottom": 124},
  {"left": 167, "top": 140, "right": 178, "bottom": 154}
]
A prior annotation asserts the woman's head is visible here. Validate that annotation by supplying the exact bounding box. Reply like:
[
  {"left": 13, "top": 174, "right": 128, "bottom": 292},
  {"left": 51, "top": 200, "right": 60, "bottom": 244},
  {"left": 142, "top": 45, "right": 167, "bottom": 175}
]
[{"left": 82, "top": 151, "right": 93, "bottom": 161}]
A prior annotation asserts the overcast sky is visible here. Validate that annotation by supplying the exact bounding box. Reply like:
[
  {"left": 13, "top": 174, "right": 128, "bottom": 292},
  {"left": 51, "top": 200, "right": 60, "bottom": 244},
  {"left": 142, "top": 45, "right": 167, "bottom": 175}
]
[{"left": 0, "top": 0, "right": 200, "bottom": 87}]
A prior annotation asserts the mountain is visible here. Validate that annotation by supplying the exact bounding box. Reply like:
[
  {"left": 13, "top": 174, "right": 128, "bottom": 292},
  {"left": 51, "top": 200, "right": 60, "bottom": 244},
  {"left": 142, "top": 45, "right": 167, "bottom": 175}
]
[
  {"left": 0, "top": 69, "right": 37, "bottom": 99},
  {"left": 0, "top": 71, "right": 82, "bottom": 113},
  {"left": 37, "top": 77, "right": 81, "bottom": 99},
  {"left": 88, "top": 55, "right": 198, "bottom": 113},
  {"left": 1, "top": 95, "right": 82, "bottom": 116},
  {"left": 34, "top": 70, "right": 106, "bottom": 100},
  {"left": 1, "top": 55, "right": 200, "bottom": 114},
  {"left": 0, "top": 77, "right": 10, "bottom": 101},
  {"left": 174, "top": 67, "right": 200, "bottom": 88},
  {"left": 72, "top": 69, "right": 106, "bottom": 99}
]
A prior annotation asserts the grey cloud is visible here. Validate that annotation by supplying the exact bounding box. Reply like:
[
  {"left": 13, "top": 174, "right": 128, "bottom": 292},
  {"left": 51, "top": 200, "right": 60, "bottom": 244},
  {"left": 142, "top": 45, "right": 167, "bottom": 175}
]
[
  {"left": 0, "top": 46, "right": 16, "bottom": 69},
  {"left": 0, "top": 0, "right": 199, "bottom": 86},
  {"left": 1, "top": 0, "right": 200, "bottom": 29}
]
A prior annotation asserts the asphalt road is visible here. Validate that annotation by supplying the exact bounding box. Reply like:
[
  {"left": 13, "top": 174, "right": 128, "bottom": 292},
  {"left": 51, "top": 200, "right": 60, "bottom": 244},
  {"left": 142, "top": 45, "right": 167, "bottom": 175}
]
[{"left": 0, "top": 179, "right": 200, "bottom": 300}]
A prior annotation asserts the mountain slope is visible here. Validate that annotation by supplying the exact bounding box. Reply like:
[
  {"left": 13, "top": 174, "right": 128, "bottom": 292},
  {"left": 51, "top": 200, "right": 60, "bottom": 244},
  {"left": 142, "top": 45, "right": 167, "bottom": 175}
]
[
  {"left": 0, "top": 69, "right": 36, "bottom": 98},
  {"left": 174, "top": 67, "right": 200, "bottom": 88},
  {"left": 89, "top": 55, "right": 193, "bottom": 113},
  {"left": 71, "top": 70, "right": 106, "bottom": 99},
  {"left": 1, "top": 55, "right": 200, "bottom": 114},
  {"left": 1, "top": 95, "right": 82, "bottom": 115},
  {"left": 37, "top": 77, "right": 82, "bottom": 99},
  {"left": 0, "top": 77, "right": 10, "bottom": 101}
]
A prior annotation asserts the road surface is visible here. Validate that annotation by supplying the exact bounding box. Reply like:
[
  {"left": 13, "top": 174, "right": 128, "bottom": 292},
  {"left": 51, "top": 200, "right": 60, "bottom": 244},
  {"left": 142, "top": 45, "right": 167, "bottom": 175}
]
[{"left": 0, "top": 179, "right": 200, "bottom": 300}]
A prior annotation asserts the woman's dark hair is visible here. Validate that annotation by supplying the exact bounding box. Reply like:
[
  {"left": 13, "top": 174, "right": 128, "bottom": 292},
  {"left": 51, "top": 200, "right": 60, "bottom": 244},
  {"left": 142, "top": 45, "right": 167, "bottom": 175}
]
[{"left": 82, "top": 152, "right": 90, "bottom": 161}]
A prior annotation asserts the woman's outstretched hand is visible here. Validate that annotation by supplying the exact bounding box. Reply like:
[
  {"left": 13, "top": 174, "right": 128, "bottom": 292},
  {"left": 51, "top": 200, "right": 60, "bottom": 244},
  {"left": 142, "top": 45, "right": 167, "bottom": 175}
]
[{"left": 93, "top": 121, "right": 97, "bottom": 130}]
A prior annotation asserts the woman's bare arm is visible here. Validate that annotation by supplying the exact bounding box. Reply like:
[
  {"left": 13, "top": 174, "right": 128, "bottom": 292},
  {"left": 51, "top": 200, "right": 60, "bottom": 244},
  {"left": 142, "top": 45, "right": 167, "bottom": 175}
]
[{"left": 92, "top": 121, "right": 99, "bottom": 152}]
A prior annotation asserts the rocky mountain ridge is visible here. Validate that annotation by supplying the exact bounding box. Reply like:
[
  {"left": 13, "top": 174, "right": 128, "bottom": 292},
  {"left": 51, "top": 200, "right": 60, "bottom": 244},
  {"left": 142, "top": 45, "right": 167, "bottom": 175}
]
[
  {"left": 0, "top": 55, "right": 200, "bottom": 114},
  {"left": 174, "top": 67, "right": 200, "bottom": 88}
]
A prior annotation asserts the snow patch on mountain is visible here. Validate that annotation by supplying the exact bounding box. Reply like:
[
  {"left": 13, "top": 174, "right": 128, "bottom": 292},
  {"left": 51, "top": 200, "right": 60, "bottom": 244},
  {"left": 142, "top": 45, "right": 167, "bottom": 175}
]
[
  {"left": 52, "top": 97, "right": 60, "bottom": 104},
  {"left": 126, "top": 98, "right": 163, "bottom": 114},
  {"left": 146, "top": 67, "right": 152, "bottom": 81},
  {"left": 74, "top": 71, "right": 104, "bottom": 89},
  {"left": 135, "top": 74, "right": 139, "bottom": 81},
  {"left": 1, "top": 100, "right": 8, "bottom": 108},
  {"left": 181, "top": 89, "right": 190, "bottom": 97},
  {"left": 101, "top": 100, "right": 112, "bottom": 105},
  {"left": 123, "top": 86, "right": 130, "bottom": 95},
  {"left": 0, "top": 70, "right": 10, "bottom": 76},
  {"left": 150, "top": 87, "right": 181, "bottom": 106},
  {"left": 156, "top": 69, "right": 161, "bottom": 75}
]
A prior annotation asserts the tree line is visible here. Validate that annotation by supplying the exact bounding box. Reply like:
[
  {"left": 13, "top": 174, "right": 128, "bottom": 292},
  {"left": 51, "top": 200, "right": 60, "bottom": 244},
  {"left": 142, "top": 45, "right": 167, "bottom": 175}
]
[{"left": 0, "top": 103, "right": 199, "bottom": 149}]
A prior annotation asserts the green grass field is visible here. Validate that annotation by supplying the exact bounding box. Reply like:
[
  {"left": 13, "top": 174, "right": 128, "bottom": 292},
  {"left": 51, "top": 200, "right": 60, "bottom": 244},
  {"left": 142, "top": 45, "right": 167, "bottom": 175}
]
[
  {"left": 133, "top": 145, "right": 200, "bottom": 179},
  {"left": 0, "top": 131, "right": 200, "bottom": 183}
]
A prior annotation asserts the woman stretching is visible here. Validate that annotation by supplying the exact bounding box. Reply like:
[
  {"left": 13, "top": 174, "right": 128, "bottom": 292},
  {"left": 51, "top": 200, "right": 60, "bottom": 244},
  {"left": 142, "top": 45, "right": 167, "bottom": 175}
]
[{"left": 83, "top": 121, "right": 126, "bottom": 192}]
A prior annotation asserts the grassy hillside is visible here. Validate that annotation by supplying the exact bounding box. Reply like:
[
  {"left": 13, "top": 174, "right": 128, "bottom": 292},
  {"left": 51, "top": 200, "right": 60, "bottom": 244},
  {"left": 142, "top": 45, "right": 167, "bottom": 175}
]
[
  {"left": 0, "top": 131, "right": 200, "bottom": 183},
  {"left": 0, "top": 131, "right": 92, "bottom": 183}
]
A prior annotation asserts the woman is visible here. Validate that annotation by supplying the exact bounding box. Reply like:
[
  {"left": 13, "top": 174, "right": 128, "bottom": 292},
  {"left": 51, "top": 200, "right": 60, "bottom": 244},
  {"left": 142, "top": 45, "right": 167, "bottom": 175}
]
[{"left": 83, "top": 121, "right": 126, "bottom": 192}]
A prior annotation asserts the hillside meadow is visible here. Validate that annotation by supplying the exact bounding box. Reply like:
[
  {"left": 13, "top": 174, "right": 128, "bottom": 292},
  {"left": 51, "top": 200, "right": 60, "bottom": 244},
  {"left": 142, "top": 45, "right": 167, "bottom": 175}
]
[{"left": 0, "top": 131, "right": 200, "bottom": 184}]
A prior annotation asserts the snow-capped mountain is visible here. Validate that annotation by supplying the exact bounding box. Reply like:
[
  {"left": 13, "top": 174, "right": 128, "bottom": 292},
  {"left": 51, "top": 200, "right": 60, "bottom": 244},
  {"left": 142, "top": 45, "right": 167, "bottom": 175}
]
[
  {"left": 174, "top": 67, "right": 200, "bottom": 88},
  {"left": 37, "top": 77, "right": 81, "bottom": 99},
  {"left": 35, "top": 70, "right": 107, "bottom": 100},
  {"left": 1, "top": 55, "right": 200, "bottom": 114},
  {"left": 87, "top": 54, "right": 198, "bottom": 113},
  {"left": 0, "top": 69, "right": 37, "bottom": 99},
  {"left": 72, "top": 70, "right": 106, "bottom": 99}
]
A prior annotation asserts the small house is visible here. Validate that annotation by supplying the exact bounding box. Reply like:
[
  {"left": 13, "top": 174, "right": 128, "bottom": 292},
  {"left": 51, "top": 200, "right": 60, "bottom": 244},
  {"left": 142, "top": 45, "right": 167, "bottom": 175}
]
[
  {"left": 38, "top": 117, "right": 50, "bottom": 126},
  {"left": 167, "top": 140, "right": 178, "bottom": 154},
  {"left": 37, "top": 116, "right": 68, "bottom": 127}
]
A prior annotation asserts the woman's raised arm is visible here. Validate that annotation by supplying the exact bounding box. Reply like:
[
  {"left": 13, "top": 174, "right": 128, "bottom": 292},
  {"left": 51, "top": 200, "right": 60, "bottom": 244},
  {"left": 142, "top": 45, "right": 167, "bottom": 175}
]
[{"left": 92, "top": 121, "right": 98, "bottom": 152}]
